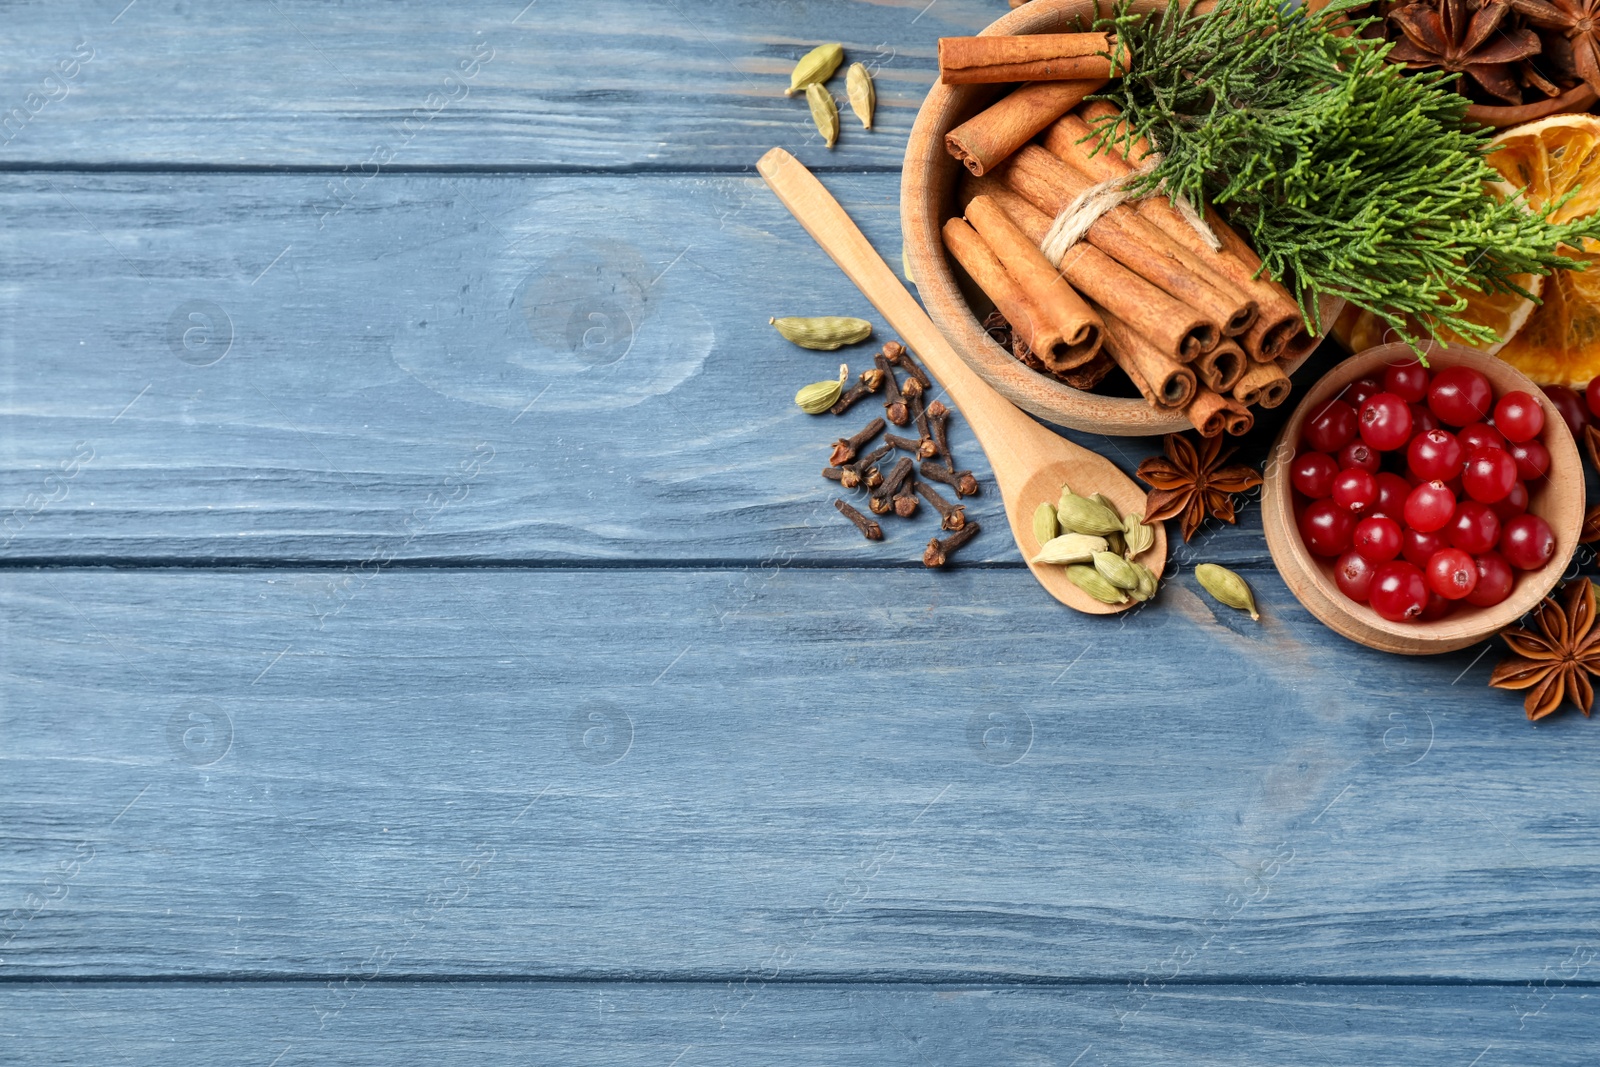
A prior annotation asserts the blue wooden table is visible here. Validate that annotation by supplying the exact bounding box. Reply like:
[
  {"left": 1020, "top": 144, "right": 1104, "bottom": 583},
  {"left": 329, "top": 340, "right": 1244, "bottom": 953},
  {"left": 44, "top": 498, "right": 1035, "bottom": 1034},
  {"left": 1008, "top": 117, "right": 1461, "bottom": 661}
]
[{"left": 1, "top": 2, "right": 1596, "bottom": 1062}]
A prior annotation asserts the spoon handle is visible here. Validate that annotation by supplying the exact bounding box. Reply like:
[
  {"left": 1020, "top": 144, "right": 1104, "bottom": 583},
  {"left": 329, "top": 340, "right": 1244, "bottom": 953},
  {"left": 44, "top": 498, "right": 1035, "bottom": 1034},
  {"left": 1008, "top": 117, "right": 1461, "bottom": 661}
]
[{"left": 756, "top": 147, "right": 1066, "bottom": 478}]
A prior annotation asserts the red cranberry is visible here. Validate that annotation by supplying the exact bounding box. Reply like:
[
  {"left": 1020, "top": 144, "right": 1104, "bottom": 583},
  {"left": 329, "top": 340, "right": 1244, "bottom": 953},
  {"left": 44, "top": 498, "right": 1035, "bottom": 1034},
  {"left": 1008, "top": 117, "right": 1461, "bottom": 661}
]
[
  {"left": 1290, "top": 452, "right": 1339, "bottom": 499},
  {"left": 1427, "top": 548, "right": 1478, "bottom": 600},
  {"left": 1409, "top": 403, "right": 1441, "bottom": 438},
  {"left": 1490, "top": 479, "right": 1529, "bottom": 522},
  {"left": 1402, "top": 527, "right": 1449, "bottom": 568},
  {"left": 1383, "top": 360, "right": 1430, "bottom": 404},
  {"left": 1502, "top": 514, "right": 1556, "bottom": 570},
  {"left": 1404, "top": 480, "right": 1457, "bottom": 533},
  {"left": 1493, "top": 391, "right": 1545, "bottom": 443},
  {"left": 1338, "top": 440, "right": 1381, "bottom": 474},
  {"left": 1587, "top": 377, "right": 1600, "bottom": 420},
  {"left": 1359, "top": 393, "right": 1414, "bottom": 451},
  {"left": 1304, "top": 400, "right": 1358, "bottom": 453},
  {"left": 1542, "top": 385, "right": 1588, "bottom": 438},
  {"left": 1345, "top": 377, "right": 1384, "bottom": 408},
  {"left": 1446, "top": 500, "right": 1500, "bottom": 556},
  {"left": 1428, "top": 366, "right": 1494, "bottom": 426},
  {"left": 1460, "top": 447, "right": 1518, "bottom": 503},
  {"left": 1465, "top": 552, "right": 1514, "bottom": 607},
  {"left": 1407, "top": 429, "right": 1463, "bottom": 482},
  {"left": 1331, "top": 468, "right": 1378, "bottom": 513},
  {"left": 1299, "top": 498, "right": 1356, "bottom": 557},
  {"left": 1369, "top": 561, "right": 1429, "bottom": 622},
  {"left": 1334, "top": 550, "right": 1377, "bottom": 602},
  {"left": 1506, "top": 438, "right": 1551, "bottom": 482},
  {"left": 1353, "top": 516, "right": 1403, "bottom": 563},
  {"left": 1372, "top": 472, "right": 1412, "bottom": 519},
  {"left": 1457, "top": 422, "right": 1507, "bottom": 454}
]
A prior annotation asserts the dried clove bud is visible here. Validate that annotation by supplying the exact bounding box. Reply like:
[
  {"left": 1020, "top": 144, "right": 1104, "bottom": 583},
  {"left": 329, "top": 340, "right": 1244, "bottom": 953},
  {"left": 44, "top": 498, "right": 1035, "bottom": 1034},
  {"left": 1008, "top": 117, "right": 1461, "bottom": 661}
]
[
  {"left": 830, "top": 417, "right": 885, "bottom": 467},
  {"left": 835, "top": 498, "right": 882, "bottom": 541},
  {"left": 893, "top": 482, "right": 920, "bottom": 518},
  {"left": 884, "top": 432, "right": 938, "bottom": 459},
  {"left": 917, "top": 480, "right": 966, "bottom": 531},
  {"left": 875, "top": 353, "right": 909, "bottom": 426},
  {"left": 848, "top": 443, "right": 892, "bottom": 490},
  {"left": 925, "top": 399, "right": 948, "bottom": 419},
  {"left": 923, "top": 521, "right": 981, "bottom": 567},
  {"left": 871, "top": 456, "right": 914, "bottom": 516},
  {"left": 830, "top": 368, "right": 886, "bottom": 416},
  {"left": 900, "top": 374, "right": 925, "bottom": 402},
  {"left": 822, "top": 465, "right": 860, "bottom": 489},
  {"left": 884, "top": 342, "right": 933, "bottom": 392},
  {"left": 928, "top": 409, "right": 951, "bottom": 462},
  {"left": 920, "top": 459, "right": 979, "bottom": 498}
]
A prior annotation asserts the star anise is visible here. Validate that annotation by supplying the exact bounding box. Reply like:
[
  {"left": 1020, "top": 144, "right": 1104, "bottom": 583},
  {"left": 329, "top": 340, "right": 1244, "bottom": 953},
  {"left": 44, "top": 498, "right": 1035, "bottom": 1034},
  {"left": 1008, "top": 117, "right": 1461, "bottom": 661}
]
[
  {"left": 1135, "top": 432, "right": 1264, "bottom": 543},
  {"left": 1489, "top": 578, "right": 1600, "bottom": 720},
  {"left": 1511, "top": 0, "right": 1600, "bottom": 95},
  {"left": 1389, "top": 0, "right": 1543, "bottom": 103}
]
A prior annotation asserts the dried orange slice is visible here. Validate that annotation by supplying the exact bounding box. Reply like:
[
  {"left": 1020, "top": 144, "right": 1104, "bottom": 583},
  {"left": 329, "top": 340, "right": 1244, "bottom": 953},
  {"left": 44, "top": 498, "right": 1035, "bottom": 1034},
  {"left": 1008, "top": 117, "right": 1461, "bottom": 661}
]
[{"left": 1481, "top": 114, "right": 1600, "bottom": 387}]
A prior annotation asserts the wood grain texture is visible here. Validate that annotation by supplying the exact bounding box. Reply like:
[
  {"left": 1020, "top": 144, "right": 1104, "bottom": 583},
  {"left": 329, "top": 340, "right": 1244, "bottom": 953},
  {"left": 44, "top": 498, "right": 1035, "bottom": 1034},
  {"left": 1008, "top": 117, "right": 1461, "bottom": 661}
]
[
  {"left": 2, "top": 982, "right": 1596, "bottom": 1066},
  {"left": 3, "top": 569, "right": 1597, "bottom": 979},
  {"left": 0, "top": 0, "right": 1002, "bottom": 170},
  {"left": 0, "top": 171, "right": 1328, "bottom": 564}
]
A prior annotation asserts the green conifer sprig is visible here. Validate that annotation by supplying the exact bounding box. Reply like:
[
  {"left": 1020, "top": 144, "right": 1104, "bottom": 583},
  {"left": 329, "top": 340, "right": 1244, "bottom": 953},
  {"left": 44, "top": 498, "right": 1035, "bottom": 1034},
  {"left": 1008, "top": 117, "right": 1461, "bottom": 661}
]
[{"left": 1089, "top": 0, "right": 1600, "bottom": 352}]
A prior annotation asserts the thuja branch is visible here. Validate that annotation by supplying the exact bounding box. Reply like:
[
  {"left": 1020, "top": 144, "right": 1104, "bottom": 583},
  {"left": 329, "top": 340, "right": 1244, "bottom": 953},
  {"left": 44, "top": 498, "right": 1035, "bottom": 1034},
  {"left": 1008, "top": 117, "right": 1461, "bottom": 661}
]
[{"left": 1089, "top": 0, "right": 1600, "bottom": 352}]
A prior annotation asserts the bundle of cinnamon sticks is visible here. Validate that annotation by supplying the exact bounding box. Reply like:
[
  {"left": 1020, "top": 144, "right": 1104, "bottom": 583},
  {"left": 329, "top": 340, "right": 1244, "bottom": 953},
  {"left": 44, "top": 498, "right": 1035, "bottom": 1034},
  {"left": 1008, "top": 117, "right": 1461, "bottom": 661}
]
[{"left": 935, "top": 35, "right": 1308, "bottom": 436}]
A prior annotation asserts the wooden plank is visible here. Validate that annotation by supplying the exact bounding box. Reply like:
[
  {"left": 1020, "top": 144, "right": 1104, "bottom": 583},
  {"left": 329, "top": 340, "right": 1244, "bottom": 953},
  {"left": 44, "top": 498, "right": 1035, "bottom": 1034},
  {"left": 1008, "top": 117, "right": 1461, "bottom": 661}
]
[
  {"left": 0, "top": 171, "right": 1324, "bottom": 564},
  {"left": 1, "top": 982, "right": 1595, "bottom": 1066},
  {"left": 0, "top": 0, "right": 1005, "bottom": 170},
  {"left": 3, "top": 568, "right": 1597, "bottom": 980}
]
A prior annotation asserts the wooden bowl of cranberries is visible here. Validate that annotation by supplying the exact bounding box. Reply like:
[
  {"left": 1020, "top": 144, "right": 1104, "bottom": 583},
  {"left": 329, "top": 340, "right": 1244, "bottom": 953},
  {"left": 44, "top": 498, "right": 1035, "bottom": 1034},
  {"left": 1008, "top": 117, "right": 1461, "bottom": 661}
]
[{"left": 1262, "top": 343, "right": 1584, "bottom": 655}]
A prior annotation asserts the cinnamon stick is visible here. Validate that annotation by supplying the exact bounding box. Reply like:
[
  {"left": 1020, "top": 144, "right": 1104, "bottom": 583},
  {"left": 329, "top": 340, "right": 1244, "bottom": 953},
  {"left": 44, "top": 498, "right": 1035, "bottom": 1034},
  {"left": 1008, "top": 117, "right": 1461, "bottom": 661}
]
[
  {"left": 945, "top": 80, "right": 1107, "bottom": 177},
  {"left": 996, "top": 149, "right": 1218, "bottom": 361},
  {"left": 987, "top": 308, "right": 1116, "bottom": 391},
  {"left": 943, "top": 216, "right": 1056, "bottom": 364},
  {"left": 1001, "top": 146, "right": 1243, "bottom": 349},
  {"left": 1094, "top": 305, "right": 1197, "bottom": 410},
  {"left": 1187, "top": 388, "right": 1254, "bottom": 438},
  {"left": 937, "top": 33, "right": 1126, "bottom": 85},
  {"left": 1232, "top": 358, "right": 1294, "bottom": 409},
  {"left": 1074, "top": 101, "right": 1305, "bottom": 360},
  {"left": 1194, "top": 339, "right": 1247, "bottom": 394},
  {"left": 1040, "top": 114, "right": 1256, "bottom": 332},
  {"left": 962, "top": 195, "right": 1104, "bottom": 370}
]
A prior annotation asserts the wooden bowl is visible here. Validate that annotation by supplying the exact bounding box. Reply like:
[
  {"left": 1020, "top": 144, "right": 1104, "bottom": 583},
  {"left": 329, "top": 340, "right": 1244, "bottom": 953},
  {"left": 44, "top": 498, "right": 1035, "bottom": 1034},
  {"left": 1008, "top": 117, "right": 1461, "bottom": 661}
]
[
  {"left": 1262, "top": 344, "right": 1584, "bottom": 655},
  {"left": 901, "top": 0, "right": 1344, "bottom": 436}
]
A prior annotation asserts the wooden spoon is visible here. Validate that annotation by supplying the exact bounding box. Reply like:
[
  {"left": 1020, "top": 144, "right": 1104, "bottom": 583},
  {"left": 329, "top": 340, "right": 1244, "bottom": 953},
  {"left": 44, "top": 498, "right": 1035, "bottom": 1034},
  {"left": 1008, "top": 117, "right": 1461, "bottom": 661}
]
[{"left": 758, "top": 147, "right": 1166, "bottom": 612}]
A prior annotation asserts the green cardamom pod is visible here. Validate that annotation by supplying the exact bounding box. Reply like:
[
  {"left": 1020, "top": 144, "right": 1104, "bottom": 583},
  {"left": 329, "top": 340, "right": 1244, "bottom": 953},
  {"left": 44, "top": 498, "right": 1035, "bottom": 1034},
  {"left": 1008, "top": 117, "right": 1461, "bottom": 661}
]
[
  {"left": 902, "top": 247, "right": 916, "bottom": 287},
  {"left": 1128, "top": 562, "right": 1159, "bottom": 602},
  {"left": 1196, "top": 563, "right": 1260, "bottom": 621},
  {"left": 770, "top": 316, "right": 872, "bottom": 350},
  {"left": 795, "top": 364, "right": 848, "bottom": 415},
  {"left": 1065, "top": 564, "right": 1129, "bottom": 605},
  {"left": 1093, "top": 551, "right": 1141, "bottom": 590},
  {"left": 1106, "top": 530, "right": 1126, "bottom": 557},
  {"left": 787, "top": 42, "right": 844, "bottom": 96},
  {"left": 846, "top": 62, "right": 875, "bottom": 129},
  {"left": 1123, "top": 513, "right": 1154, "bottom": 558},
  {"left": 1033, "top": 502, "right": 1059, "bottom": 547},
  {"left": 1088, "top": 492, "right": 1120, "bottom": 519},
  {"left": 1055, "top": 491, "right": 1123, "bottom": 537},
  {"left": 806, "top": 82, "right": 840, "bottom": 148},
  {"left": 1031, "top": 533, "right": 1108, "bottom": 566}
]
